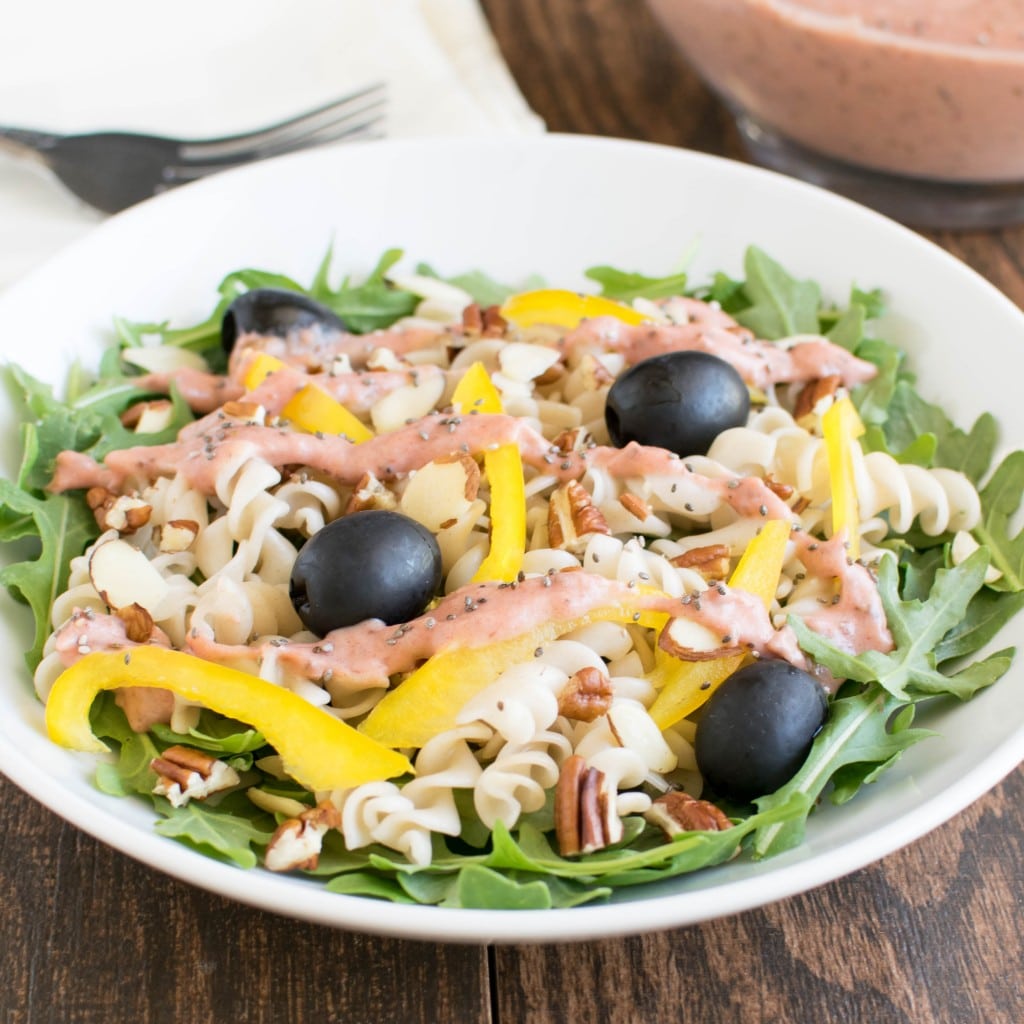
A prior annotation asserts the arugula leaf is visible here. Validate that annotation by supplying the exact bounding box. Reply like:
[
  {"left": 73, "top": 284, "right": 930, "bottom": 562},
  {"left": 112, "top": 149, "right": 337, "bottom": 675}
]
[
  {"left": 700, "top": 271, "right": 748, "bottom": 312},
  {"left": 150, "top": 711, "right": 266, "bottom": 755},
  {"left": 326, "top": 871, "right": 420, "bottom": 903},
  {"left": 861, "top": 424, "right": 937, "bottom": 466},
  {"left": 734, "top": 246, "right": 821, "bottom": 340},
  {"left": 584, "top": 265, "right": 689, "bottom": 303},
  {"left": 883, "top": 381, "right": 998, "bottom": 482},
  {"left": 0, "top": 481, "right": 98, "bottom": 667},
  {"left": 824, "top": 303, "right": 865, "bottom": 352},
  {"left": 973, "top": 450, "right": 1024, "bottom": 592},
  {"left": 414, "top": 263, "right": 544, "bottom": 307},
  {"left": 791, "top": 550, "right": 1004, "bottom": 701},
  {"left": 851, "top": 338, "right": 906, "bottom": 429},
  {"left": 455, "top": 865, "right": 554, "bottom": 910},
  {"left": 153, "top": 799, "right": 275, "bottom": 869},
  {"left": 753, "top": 684, "right": 934, "bottom": 857},
  {"left": 851, "top": 285, "right": 885, "bottom": 319},
  {"left": 318, "top": 248, "right": 419, "bottom": 333}
]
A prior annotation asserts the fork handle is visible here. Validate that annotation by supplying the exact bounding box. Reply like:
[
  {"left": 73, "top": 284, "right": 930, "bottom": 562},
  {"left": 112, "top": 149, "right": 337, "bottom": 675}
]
[{"left": 0, "top": 126, "right": 60, "bottom": 160}]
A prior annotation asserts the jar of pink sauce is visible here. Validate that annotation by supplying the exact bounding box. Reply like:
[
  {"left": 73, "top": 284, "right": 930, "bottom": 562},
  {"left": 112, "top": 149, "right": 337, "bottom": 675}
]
[{"left": 647, "top": 0, "right": 1024, "bottom": 227}]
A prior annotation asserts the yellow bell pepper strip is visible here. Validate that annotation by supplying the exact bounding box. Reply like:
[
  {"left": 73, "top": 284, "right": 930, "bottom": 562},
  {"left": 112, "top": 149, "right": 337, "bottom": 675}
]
[
  {"left": 242, "top": 351, "right": 288, "bottom": 391},
  {"left": 451, "top": 362, "right": 526, "bottom": 583},
  {"left": 281, "top": 383, "right": 374, "bottom": 443},
  {"left": 240, "top": 351, "right": 373, "bottom": 442},
  {"left": 822, "top": 396, "right": 865, "bottom": 560},
  {"left": 46, "top": 647, "right": 411, "bottom": 791},
  {"left": 648, "top": 518, "right": 791, "bottom": 730},
  {"left": 360, "top": 603, "right": 669, "bottom": 749},
  {"left": 500, "top": 289, "right": 649, "bottom": 330}
]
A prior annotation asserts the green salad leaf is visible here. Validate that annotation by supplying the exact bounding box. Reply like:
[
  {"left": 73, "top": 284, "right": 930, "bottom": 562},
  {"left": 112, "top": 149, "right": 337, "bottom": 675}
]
[
  {"left": 0, "top": 481, "right": 98, "bottom": 668},
  {"left": 584, "top": 265, "right": 689, "bottom": 303}
]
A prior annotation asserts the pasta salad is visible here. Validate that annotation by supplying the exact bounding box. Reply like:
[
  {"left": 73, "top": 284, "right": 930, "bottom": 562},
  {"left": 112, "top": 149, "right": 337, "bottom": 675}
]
[{"left": 2, "top": 246, "right": 1021, "bottom": 910}]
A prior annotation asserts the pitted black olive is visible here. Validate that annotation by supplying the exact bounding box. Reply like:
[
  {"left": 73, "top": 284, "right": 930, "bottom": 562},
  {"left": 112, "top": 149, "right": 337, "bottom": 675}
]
[
  {"left": 221, "top": 288, "right": 346, "bottom": 354},
  {"left": 604, "top": 350, "right": 750, "bottom": 457},
  {"left": 694, "top": 660, "right": 828, "bottom": 802},
  {"left": 289, "top": 510, "right": 443, "bottom": 636}
]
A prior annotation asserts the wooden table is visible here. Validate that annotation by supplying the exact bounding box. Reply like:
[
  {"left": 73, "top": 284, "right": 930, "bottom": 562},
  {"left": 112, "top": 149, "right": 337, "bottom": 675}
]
[{"left": 2, "top": 3, "right": 1022, "bottom": 1021}]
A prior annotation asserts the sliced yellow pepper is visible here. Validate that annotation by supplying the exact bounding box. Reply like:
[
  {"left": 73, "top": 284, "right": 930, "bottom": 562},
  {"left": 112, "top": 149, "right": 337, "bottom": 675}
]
[
  {"left": 822, "top": 396, "right": 865, "bottom": 560},
  {"left": 46, "top": 647, "right": 411, "bottom": 791},
  {"left": 281, "top": 383, "right": 374, "bottom": 443},
  {"left": 451, "top": 362, "right": 525, "bottom": 583},
  {"left": 242, "top": 352, "right": 288, "bottom": 391},
  {"left": 500, "top": 289, "right": 649, "bottom": 329},
  {"left": 648, "top": 518, "right": 791, "bottom": 730},
  {"left": 360, "top": 603, "right": 668, "bottom": 748}
]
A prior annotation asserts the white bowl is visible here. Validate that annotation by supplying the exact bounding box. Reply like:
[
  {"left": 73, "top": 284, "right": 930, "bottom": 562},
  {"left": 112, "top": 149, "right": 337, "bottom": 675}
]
[{"left": 1, "top": 135, "right": 1021, "bottom": 943}]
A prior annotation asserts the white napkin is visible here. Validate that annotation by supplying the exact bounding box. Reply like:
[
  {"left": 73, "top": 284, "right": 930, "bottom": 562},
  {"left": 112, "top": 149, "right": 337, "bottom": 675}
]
[{"left": 0, "top": 0, "right": 543, "bottom": 291}]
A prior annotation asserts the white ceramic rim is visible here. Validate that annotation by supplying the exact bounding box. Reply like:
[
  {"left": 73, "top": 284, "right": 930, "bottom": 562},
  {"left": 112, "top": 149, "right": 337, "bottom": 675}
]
[{"left": 0, "top": 134, "right": 1021, "bottom": 944}]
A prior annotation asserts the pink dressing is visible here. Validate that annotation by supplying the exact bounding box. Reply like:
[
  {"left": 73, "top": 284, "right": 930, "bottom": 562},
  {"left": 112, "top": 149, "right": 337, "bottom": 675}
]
[
  {"left": 648, "top": 0, "right": 1024, "bottom": 182},
  {"left": 562, "top": 317, "right": 877, "bottom": 388}
]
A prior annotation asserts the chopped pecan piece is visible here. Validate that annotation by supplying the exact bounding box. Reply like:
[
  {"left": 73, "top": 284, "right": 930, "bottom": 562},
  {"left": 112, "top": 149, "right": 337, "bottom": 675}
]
[
  {"left": 159, "top": 518, "right": 199, "bottom": 553},
  {"left": 115, "top": 602, "right": 155, "bottom": 643},
  {"left": 576, "top": 353, "right": 614, "bottom": 391},
  {"left": 554, "top": 755, "right": 622, "bottom": 856},
  {"left": 151, "top": 745, "right": 240, "bottom": 808},
  {"left": 551, "top": 426, "right": 592, "bottom": 455},
  {"left": 86, "top": 488, "right": 152, "bottom": 534},
  {"left": 264, "top": 801, "right": 343, "bottom": 872},
  {"left": 763, "top": 474, "right": 794, "bottom": 502},
  {"left": 670, "top": 544, "right": 732, "bottom": 582},
  {"left": 558, "top": 667, "right": 614, "bottom": 722},
  {"left": 794, "top": 374, "right": 842, "bottom": 424},
  {"left": 481, "top": 304, "right": 508, "bottom": 338},
  {"left": 345, "top": 471, "right": 398, "bottom": 514},
  {"left": 645, "top": 791, "right": 732, "bottom": 837},
  {"left": 618, "top": 492, "right": 652, "bottom": 522},
  {"left": 548, "top": 480, "right": 611, "bottom": 553},
  {"left": 461, "top": 302, "right": 484, "bottom": 334},
  {"left": 120, "top": 399, "right": 175, "bottom": 432},
  {"left": 221, "top": 400, "right": 266, "bottom": 424}
]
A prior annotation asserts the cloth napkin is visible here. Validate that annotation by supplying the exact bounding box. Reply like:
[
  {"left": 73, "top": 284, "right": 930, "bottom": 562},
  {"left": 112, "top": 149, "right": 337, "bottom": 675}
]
[{"left": 0, "top": 0, "right": 543, "bottom": 292}]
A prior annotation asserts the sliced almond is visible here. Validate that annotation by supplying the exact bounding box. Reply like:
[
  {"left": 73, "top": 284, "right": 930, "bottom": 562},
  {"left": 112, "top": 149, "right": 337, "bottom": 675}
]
[
  {"left": 658, "top": 616, "right": 745, "bottom": 661},
  {"left": 497, "top": 342, "right": 561, "bottom": 383},
  {"left": 89, "top": 538, "right": 170, "bottom": 616},
  {"left": 370, "top": 372, "right": 445, "bottom": 433}
]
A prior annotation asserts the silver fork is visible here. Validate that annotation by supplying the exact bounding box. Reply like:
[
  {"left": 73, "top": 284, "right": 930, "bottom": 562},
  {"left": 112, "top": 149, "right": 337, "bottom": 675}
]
[{"left": 0, "top": 83, "right": 387, "bottom": 214}]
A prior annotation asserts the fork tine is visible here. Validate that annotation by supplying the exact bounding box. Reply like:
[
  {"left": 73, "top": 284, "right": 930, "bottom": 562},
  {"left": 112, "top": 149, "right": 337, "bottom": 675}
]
[
  {"left": 177, "top": 83, "right": 387, "bottom": 161},
  {"left": 163, "top": 116, "right": 385, "bottom": 185}
]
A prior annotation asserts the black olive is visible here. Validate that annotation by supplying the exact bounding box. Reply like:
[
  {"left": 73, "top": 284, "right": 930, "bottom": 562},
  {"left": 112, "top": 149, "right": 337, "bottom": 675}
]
[
  {"left": 221, "top": 288, "right": 346, "bottom": 354},
  {"left": 289, "top": 510, "right": 442, "bottom": 636},
  {"left": 604, "top": 350, "right": 750, "bottom": 457},
  {"left": 694, "top": 660, "right": 827, "bottom": 802}
]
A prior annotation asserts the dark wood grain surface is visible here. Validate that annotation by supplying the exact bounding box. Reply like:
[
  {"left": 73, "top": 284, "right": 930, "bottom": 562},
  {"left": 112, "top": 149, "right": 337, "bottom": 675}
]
[{"left": 2, "top": 2, "right": 1023, "bottom": 1021}]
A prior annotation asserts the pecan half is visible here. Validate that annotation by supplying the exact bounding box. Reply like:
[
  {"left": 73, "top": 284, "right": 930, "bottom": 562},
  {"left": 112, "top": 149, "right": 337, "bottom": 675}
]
[
  {"left": 670, "top": 544, "right": 732, "bottom": 582},
  {"left": 151, "top": 745, "right": 240, "bottom": 808},
  {"left": 265, "top": 801, "right": 342, "bottom": 872},
  {"left": 548, "top": 480, "right": 611, "bottom": 553},
  {"left": 794, "top": 374, "right": 842, "bottom": 424},
  {"left": 554, "top": 755, "right": 622, "bottom": 856},
  {"left": 557, "top": 667, "right": 614, "bottom": 722},
  {"left": 645, "top": 791, "right": 732, "bottom": 837}
]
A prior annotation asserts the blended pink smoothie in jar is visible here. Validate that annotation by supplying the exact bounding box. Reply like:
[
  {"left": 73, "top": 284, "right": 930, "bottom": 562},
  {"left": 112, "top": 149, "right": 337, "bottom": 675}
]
[{"left": 648, "top": 0, "right": 1024, "bottom": 182}]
